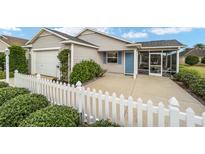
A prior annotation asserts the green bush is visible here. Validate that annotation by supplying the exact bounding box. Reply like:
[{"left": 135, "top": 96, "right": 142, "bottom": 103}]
[
  {"left": 189, "top": 78, "right": 205, "bottom": 99},
  {"left": 0, "top": 53, "right": 5, "bottom": 71},
  {"left": 0, "top": 71, "right": 14, "bottom": 79},
  {"left": 20, "top": 105, "right": 80, "bottom": 127},
  {"left": 9, "top": 45, "right": 28, "bottom": 74},
  {"left": 90, "top": 119, "right": 120, "bottom": 127},
  {"left": 0, "top": 87, "right": 29, "bottom": 106},
  {"left": 185, "top": 55, "right": 199, "bottom": 65},
  {"left": 0, "top": 94, "right": 49, "bottom": 127},
  {"left": 70, "top": 60, "right": 103, "bottom": 84},
  {"left": 201, "top": 57, "right": 205, "bottom": 64},
  {"left": 0, "top": 82, "right": 9, "bottom": 88},
  {"left": 57, "top": 49, "right": 71, "bottom": 82}
]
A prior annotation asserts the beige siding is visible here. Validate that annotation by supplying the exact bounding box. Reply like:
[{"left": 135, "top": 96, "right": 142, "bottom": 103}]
[
  {"left": 73, "top": 44, "right": 99, "bottom": 65},
  {"left": 99, "top": 52, "right": 125, "bottom": 74},
  {"left": 179, "top": 57, "right": 185, "bottom": 64},
  {"left": 0, "top": 40, "right": 9, "bottom": 52},
  {"left": 78, "top": 30, "right": 130, "bottom": 51},
  {"left": 32, "top": 31, "right": 64, "bottom": 49}
]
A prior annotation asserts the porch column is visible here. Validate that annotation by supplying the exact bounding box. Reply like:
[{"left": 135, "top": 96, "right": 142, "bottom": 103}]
[
  {"left": 134, "top": 48, "right": 138, "bottom": 79},
  {"left": 71, "top": 43, "right": 74, "bottom": 71},
  {"left": 176, "top": 50, "right": 179, "bottom": 73}
]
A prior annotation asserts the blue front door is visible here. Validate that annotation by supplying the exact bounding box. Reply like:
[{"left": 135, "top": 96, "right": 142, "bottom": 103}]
[{"left": 125, "top": 52, "right": 134, "bottom": 74}]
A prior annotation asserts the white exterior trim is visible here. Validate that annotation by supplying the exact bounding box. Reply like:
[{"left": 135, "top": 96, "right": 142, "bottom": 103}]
[
  {"left": 71, "top": 43, "right": 74, "bottom": 71},
  {"left": 149, "top": 52, "right": 163, "bottom": 76},
  {"left": 176, "top": 50, "right": 179, "bottom": 73},
  {"left": 61, "top": 40, "right": 98, "bottom": 49},
  {"left": 32, "top": 47, "right": 61, "bottom": 51},
  {"left": 141, "top": 46, "right": 183, "bottom": 49},
  {"left": 76, "top": 28, "right": 133, "bottom": 44}
]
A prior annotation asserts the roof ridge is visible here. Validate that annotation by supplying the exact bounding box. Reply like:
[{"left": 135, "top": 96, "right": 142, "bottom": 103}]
[{"left": 2, "top": 35, "right": 28, "bottom": 41}]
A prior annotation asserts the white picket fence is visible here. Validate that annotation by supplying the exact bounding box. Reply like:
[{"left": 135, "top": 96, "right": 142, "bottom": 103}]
[{"left": 14, "top": 70, "right": 205, "bottom": 127}]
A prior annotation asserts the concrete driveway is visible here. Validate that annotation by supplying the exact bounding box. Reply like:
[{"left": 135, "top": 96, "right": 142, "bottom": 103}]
[{"left": 86, "top": 73, "right": 205, "bottom": 116}]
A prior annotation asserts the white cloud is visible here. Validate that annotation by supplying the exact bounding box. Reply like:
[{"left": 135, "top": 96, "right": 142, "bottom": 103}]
[
  {"left": 149, "top": 27, "right": 192, "bottom": 35},
  {"left": 53, "top": 27, "right": 112, "bottom": 36},
  {"left": 2, "top": 31, "right": 12, "bottom": 36},
  {"left": 122, "top": 31, "right": 148, "bottom": 39},
  {"left": 0, "top": 27, "right": 21, "bottom": 31}
]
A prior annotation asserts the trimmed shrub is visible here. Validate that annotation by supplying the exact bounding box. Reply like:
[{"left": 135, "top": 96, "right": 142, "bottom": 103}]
[
  {"left": 185, "top": 55, "right": 199, "bottom": 65},
  {"left": 0, "top": 53, "right": 5, "bottom": 71},
  {"left": 0, "top": 71, "right": 15, "bottom": 79},
  {"left": 90, "top": 119, "right": 120, "bottom": 127},
  {"left": 9, "top": 45, "right": 28, "bottom": 74},
  {"left": 0, "top": 82, "right": 9, "bottom": 88},
  {"left": 0, "top": 87, "right": 29, "bottom": 106},
  {"left": 201, "top": 57, "right": 205, "bottom": 64},
  {"left": 20, "top": 105, "right": 80, "bottom": 127},
  {"left": 70, "top": 60, "right": 103, "bottom": 84},
  {"left": 0, "top": 94, "right": 49, "bottom": 127},
  {"left": 57, "top": 49, "right": 71, "bottom": 82},
  {"left": 189, "top": 78, "right": 205, "bottom": 99}
]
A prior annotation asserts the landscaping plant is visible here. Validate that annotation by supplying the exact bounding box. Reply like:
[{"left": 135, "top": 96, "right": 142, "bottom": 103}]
[
  {"left": 20, "top": 105, "right": 80, "bottom": 127},
  {"left": 0, "top": 82, "right": 9, "bottom": 89},
  {"left": 0, "top": 53, "right": 5, "bottom": 71},
  {"left": 90, "top": 119, "right": 120, "bottom": 127},
  {"left": 0, "top": 71, "right": 14, "bottom": 79},
  {"left": 70, "top": 60, "right": 103, "bottom": 84},
  {"left": 0, "top": 94, "right": 49, "bottom": 127},
  {"left": 0, "top": 87, "right": 29, "bottom": 106},
  {"left": 201, "top": 57, "right": 205, "bottom": 64},
  {"left": 9, "top": 45, "right": 28, "bottom": 74},
  {"left": 57, "top": 49, "right": 71, "bottom": 82},
  {"left": 185, "top": 55, "right": 199, "bottom": 65}
]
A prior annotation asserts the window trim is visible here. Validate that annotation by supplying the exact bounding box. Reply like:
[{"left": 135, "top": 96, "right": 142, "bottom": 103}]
[{"left": 106, "top": 51, "right": 118, "bottom": 64}]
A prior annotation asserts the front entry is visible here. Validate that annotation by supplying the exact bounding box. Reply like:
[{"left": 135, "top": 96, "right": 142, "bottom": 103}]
[
  {"left": 125, "top": 52, "right": 134, "bottom": 74},
  {"left": 149, "top": 52, "right": 162, "bottom": 76}
]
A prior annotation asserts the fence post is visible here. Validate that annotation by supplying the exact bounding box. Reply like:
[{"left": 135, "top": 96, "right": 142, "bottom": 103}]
[
  {"left": 14, "top": 70, "right": 18, "bottom": 87},
  {"left": 76, "top": 81, "right": 83, "bottom": 123},
  {"left": 168, "top": 97, "right": 180, "bottom": 127},
  {"left": 36, "top": 74, "right": 41, "bottom": 94}
]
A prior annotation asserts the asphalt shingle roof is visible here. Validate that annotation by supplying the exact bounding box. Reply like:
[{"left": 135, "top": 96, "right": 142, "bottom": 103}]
[
  {"left": 0, "top": 35, "right": 28, "bottom": 46},
  {"left": 138, "top": 39, "right": 184, "bottom": 47},
  {"left": 180, "top": 48, "right": 205, "bottom": 57}
]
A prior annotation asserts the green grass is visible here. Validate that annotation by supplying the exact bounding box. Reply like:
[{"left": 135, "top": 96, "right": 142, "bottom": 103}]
[{"left": 180, "top": 64, "right": 205, "bottom": 77}]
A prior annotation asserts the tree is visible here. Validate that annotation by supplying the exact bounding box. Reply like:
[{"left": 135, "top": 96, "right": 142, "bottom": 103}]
[
  {"left": 194, "top": 43, "right": 205, "bottom": 48},
  {"left": 9, "top": 45, "right": 28, "bottom": 74}
]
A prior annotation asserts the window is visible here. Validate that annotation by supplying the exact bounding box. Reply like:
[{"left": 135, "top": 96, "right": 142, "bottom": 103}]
[{"left": 107, "top": 51, "right": 118, "bottom": 63}]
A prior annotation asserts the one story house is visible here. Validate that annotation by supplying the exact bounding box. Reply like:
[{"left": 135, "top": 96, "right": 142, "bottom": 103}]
[
  {"left": 0, "top": 35, "right": 28, "bottom": 52},
  {"left": 25, "top": 28, "right": 184, "bottom": 79},
  {"left": 180, "top": 47, "right": 205, "bottom": 64}
]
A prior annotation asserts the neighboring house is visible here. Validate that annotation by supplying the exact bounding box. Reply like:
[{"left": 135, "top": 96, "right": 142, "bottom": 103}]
[
  {"left": 26, "top": 28, "right": 184, "bottom": 79},
  {"left": 0, "top": 35, "right": 28, "bottom": 53},
  {"left": 180, "top": 48, "right": 205, "bottom": 64}
]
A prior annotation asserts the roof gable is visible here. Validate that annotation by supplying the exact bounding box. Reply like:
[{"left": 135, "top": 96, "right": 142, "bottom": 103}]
[
  {"left": 183, "top": 48, "right": 205, "bottom": 57},
  {"left": 0, "top": 35, "right": 28, "bottom": 46}
]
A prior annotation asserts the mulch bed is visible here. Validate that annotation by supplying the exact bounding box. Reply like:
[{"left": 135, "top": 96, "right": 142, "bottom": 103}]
[{"left": 174, "top": 80, "right": 205, "bottom": 106}]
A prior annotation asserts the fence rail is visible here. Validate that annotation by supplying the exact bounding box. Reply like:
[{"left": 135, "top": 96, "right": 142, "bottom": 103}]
[{"left": 14, "top": 70, "right": 205, "bottom": 127}]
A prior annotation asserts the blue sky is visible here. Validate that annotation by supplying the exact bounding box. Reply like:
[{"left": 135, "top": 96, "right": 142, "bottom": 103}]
[{"left": 0, "top": 27, "right": 205, "bottom": 47}]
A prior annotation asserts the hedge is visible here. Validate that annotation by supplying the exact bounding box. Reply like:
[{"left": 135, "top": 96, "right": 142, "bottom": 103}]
[
  {"left": 174, "top": 67, "right": 205, "bottom": 100},
  {"left": 0, "top": 87, "right": 29, "bottom": 106},
  {"left": 201, "top": 57, "right": 205, "bottom": 64},
  {"left": 9, "top": 45, "right": 28, "bottom": 74},
  {"left": 185, "top": 55, "right": 199, "bottom": 65},
  {"left": 70, "top": 60, "right": 103, "bottom": 84},
  {"left": 0, "top": 82, "right": 9, "bottom": 89},
  {"left": 90, "top": 119, "right": 120, "bottom": 127},
  {"left": 0, "top": 94, "right": 49, "bottom": 127},
  {"left": 20, "top": 105, "right": 80, "bottom": 127},
  {"left": 0, "top": 70, "right": 14, "bottom": 79},
  {"left": 0, "top": 53, "right": 5, "bottom": 71}
]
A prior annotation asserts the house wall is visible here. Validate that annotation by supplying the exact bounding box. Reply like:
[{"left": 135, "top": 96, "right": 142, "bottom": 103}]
[
  {"left": 73, "top": 44, "right": 99, "bottom": 65},
  {"left": 77, "top": 29, "right": 130, "bottom": 51},
  {"left": 0, "top": 40, "right": 9, "bottom": 52},
  {"left": 179, "top": 56, "right": 185, "bottom": 64}
]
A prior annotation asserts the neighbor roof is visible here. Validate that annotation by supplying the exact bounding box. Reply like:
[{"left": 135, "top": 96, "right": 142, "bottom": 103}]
[
  {"left": 180, "top": 48, "right": 205, "bottom": 57},
  {"left": 138, "top": 40, "right": 184, "bottom": 48},
  {"left": 0, "top": 35, "right": 28, "bottom": 46}
]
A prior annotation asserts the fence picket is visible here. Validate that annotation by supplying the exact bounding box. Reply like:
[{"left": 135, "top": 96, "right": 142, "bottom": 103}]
[
  {"left": 67, "top": 84, "right": 71, "bottom": 106},
  {"left": 105, "top": 91, "right": 110, "bottom": 119},
  {"left": 202, "top": 112, "right": 205, "bottom": 127},
  {"left": 158, "top": 102, "right": 165, "bottom": 127},
  {"left": 186, "top": 108, "right": 195, "bottom": 127},
  {"left": 86, "top": 88, "right": 91, "bottom": 124},
  {"left": 137, "top": 98, "right": 143, "bottom": 127},
  {"left": 92, "top": 89, "right": 97, "bottom": 122},
  {"left": 119, "top": 95, "right": 125, "bottom": 126},
  {"left": 71, "top": 85, "right": 75, "bottom": 107},
  {"left": 111, "top": 93, "right": 117, "bottom": 123},
  {"left": 98, "top": 90, "right": 103, "bottom": 120},
  {"left": 128, "top": 96, "right": 133, "bottom": 127}
]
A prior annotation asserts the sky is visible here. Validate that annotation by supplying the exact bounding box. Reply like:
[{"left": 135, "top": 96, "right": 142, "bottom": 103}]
[{"left": 0, "top": 27, "right": 205, "bottom": 47}]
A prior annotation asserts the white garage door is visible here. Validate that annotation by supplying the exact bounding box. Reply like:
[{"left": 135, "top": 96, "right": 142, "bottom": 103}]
[{"left": 35, "top": 50, "right": 60, "bottom": 77}]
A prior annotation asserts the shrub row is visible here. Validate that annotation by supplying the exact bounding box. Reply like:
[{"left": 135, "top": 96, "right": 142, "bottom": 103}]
[
  {"left": 90, "top": 120, "right": 120, "bottom": 127},
  {"left": 0, "top": 70, "right": 14, "bottom": 79},
  {"left": 174, "top": 67, "right": 205, "bottom": 100},
  {"left": 185, "top": 55, "right": 205, "bottom": 65},
  {"left": 0, "top": 82, "right": 9, "bottom": 89},
  {"left": 70, "top": 60, "right": 105, "bottom": 85}
]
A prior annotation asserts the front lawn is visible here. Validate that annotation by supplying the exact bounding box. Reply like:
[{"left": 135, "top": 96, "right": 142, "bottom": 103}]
[{"left": 180, "top": 64, "right": 205, "bottom": 77}]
